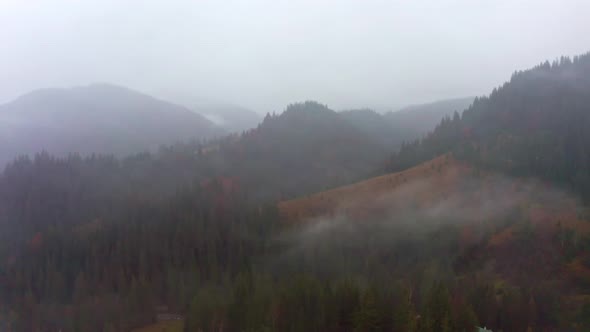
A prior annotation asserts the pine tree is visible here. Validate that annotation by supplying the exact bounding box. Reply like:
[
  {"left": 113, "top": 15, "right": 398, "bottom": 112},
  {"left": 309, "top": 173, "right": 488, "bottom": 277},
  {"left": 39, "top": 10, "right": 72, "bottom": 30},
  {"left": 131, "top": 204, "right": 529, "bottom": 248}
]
[
  {"left": 393, "top": 286, "right": 417, "bottom": 332},
  {"left": 353, "top": 289, "right": 381, "bottom": 332},
  {"left": 424, "top": 282, "right": 453, "bottom": 332}
]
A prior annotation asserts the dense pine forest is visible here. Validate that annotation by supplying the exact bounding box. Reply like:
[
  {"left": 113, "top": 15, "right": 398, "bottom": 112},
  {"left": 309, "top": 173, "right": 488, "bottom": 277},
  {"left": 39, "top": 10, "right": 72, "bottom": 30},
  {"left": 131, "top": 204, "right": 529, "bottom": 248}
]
[
  {"left": 389, "top": 53, "right": 590, "bottom": 201},
  {"left": 2, "top": 53, "right": 590, "bottom": 332}
]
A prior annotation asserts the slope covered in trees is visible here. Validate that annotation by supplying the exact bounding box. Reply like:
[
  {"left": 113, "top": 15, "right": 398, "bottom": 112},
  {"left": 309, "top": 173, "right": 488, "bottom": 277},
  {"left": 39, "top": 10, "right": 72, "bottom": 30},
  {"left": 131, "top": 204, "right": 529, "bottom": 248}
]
[
  {"left": 4, "top": 153, "right": 590, "bottom": 331},
  {"left": 202, "top": 101, "right": 390, "bottom": 201},
  {"left": 338, "top": 97, "right": 474, "bottom": 150},
  {"left": 389, "top": 53, "right": 590, "bottom": 200},
  {"left": 338, "top": 109, "right": 407, "bottom": 148},
  {"left": 384, "top": 97, "right": 474, "bottom": 142},
  {"left": 0, "top": 101, "right": 390, "bottom": 253},
  {"left": 3, "top": 53, "right": 590, "bottom": 331}
]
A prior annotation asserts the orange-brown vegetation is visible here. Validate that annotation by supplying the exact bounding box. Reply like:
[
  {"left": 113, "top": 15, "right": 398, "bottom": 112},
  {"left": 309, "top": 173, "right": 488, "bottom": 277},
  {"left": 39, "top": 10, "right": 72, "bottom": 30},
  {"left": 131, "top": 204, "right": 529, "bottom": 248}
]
[
  {"left": 279, "top": 154, "right": 465, "bottom": 223},
  {"left": 279, "top": 154, "right": 590, "bottom": 291},
  {"left": 280, "top": 154, "right": 589, "bottom": 239}
]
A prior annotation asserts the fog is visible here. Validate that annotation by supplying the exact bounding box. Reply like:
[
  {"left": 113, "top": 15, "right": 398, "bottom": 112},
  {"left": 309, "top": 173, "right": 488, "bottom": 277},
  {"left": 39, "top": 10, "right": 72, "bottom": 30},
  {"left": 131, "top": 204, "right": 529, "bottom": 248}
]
[
  {"left": 271, "top": 168, "right": 582, "bottom": 277},
  {"left": 1, "top": 0, "right": 589, "bottom": 112}
]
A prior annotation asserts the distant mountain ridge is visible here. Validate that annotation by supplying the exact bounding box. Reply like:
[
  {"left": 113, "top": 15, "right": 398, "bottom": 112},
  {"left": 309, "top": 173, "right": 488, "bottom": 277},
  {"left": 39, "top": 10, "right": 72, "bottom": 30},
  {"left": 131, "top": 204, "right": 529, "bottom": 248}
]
[
  {"left": 384, "top": 96, "right": 475, "bottom": 140},
  {"left": 338, "top": 97, "right": 474, "bottom": 150},
  {"left": 0, "top": 83, "right": 224, "bottom": 167},
  {"left": 193, "top": 101, "right": 261, "bottom": 133},
  {"left": 202, "top": 101, "right": 390, "bottom": 201}
]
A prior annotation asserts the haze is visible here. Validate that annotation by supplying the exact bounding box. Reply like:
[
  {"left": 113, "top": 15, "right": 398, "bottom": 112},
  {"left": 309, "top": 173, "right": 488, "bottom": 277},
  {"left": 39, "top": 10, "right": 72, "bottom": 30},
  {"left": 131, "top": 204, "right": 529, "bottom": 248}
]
[{"left": 1, "top": 0, "right": 589, "bottom": 112}]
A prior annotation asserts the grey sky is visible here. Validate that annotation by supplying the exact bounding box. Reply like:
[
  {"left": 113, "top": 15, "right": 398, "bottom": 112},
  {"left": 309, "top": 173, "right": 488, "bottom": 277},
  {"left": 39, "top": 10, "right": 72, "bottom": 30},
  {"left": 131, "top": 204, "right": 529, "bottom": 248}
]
[{"left": 1, "top": 0, "right": 589, "bottom": 113}]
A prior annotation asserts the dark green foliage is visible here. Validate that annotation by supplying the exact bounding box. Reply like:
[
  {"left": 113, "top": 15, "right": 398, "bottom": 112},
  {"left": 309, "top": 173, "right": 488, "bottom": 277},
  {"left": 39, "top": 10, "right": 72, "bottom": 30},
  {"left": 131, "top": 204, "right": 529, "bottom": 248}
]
[
  {"left": 0, "top": 155, "right": 581, "bottom": 331},
  {"left": 185, "top": 285, "right": 228, "bottom": 332},
  {"left": 577, "top": 300, "right": 590, "bottom": 330},
  {"left": 4, "top": 53, "right": 590, "bottom": 331},
  {"left": 423, "top": 282, "right": 453, "bottom": 332},
  {"left": 388, "top": 53, "right": 590, "bottom": 201},
  {"left": 1, "top": 173, "right": 276, "bottom": 331},
  {"left": 454, "top": 304, "right": 478, "bottom": 332},
  {"left": 392, "top": 285, "right": 417, "bottom": 332}
]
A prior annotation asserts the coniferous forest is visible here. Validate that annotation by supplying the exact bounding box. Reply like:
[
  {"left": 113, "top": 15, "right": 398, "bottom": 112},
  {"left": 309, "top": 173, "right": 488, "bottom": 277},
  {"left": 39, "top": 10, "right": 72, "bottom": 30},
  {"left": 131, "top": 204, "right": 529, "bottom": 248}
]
[{"left": 3, "top": 52, "right": 590, "bottom": 331}]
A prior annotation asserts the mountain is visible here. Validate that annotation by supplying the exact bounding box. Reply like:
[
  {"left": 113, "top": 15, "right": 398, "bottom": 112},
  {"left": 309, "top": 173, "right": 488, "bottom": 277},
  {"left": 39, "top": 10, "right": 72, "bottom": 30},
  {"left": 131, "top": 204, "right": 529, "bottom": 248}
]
[
  {"left": 0, "top": 83, "right": 224, "bottom": 167},
  {"left": 278, "top": 154, "right": 590, "bottom": 330},
  {"left": 276, "top": 53, "right": 590, "bottom": 331},
  {"left": 384, "top": 97, "right": 474, "bottom": 140},
  {"left": 389, "top": 52, "right": 590, "bottom": 200},
  {"left": 338, "top": 108, "right": 406, "bottom": 147},
  {"left": 0, "top": 101, "right": 389, "bottom": 248},
  {"left": 338, "top": 97, "right": 474, "bottom": 151},
  {"left": 193, "top": 101, "right": 261, "bottom": 133},
  {"left": 4, "top": 52, "right": 590, "bottom": 331},
  {"left": 201, "top": 101, "right": 389, "bottom": 200}
]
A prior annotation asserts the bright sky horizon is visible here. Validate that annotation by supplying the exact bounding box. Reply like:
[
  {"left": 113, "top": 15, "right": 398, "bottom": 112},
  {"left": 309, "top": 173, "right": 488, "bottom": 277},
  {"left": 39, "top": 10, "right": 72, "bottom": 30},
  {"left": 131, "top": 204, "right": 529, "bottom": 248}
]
[{"left": 1, "top": 0, "right": 589, "bottom": 113}]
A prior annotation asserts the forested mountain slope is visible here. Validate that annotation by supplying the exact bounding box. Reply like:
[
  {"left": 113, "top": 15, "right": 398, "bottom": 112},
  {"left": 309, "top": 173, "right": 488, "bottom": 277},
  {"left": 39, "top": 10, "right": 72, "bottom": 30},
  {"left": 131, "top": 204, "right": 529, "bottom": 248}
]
[
  {"left": 5, "top": 153, "right": 590, "bottom": 331},
  {"left": 0, "top": 101, "right": 388, "bottom": 250},
  {"left": 338, "top": 108, "right": 407, "bottom": 147},
  {"left": 201, "top": 101, "right": 389, "bottom": 200},
  {"left": 4, "top": 53, "right": 590, "bottom": 331},
  {"left": 384, "top": 97, "right": 474, "bottom": 141},
  {"left": 389, "top": 53, "right": 590, "bottom": 200},
  {"left": 274, "top": 53, "right": 590, "bottom": 331},
  {"left": 338, "top": 97, "right": 474, "bottom": 150}
]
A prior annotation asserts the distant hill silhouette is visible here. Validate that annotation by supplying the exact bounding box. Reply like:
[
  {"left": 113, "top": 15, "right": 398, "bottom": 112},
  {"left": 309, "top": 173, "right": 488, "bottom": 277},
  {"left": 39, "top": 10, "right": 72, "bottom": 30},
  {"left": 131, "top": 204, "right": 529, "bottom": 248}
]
[
  {"left": 384, "top": 97, "right": 474, "bottom": 141},
  {"left": 338, "top": 97, "right": 474, "bottom": 150},
  {"left": 193, "top": 101, "right": 261, "bottom": 133},
  {"left": 339, "top": 108, "right": 405, "bottom": 147},
  {"left": 0, "top": 83, "right": 224, "bottom": 167}
]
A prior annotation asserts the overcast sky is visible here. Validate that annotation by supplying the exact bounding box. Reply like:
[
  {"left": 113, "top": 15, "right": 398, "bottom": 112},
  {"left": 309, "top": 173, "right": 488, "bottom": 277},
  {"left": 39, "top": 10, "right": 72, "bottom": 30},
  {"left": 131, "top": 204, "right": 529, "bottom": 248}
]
[{"left": 1, "top": 0, "right": 589, "bottom": 112}]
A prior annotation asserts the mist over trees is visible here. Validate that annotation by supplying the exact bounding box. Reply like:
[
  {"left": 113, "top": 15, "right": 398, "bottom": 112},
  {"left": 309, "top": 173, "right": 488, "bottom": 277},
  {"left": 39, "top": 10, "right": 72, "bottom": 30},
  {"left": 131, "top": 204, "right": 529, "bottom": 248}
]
[
  {"left": 2, "top": 53, "right": 590, "bottom": 331},
  {"left": 0, "top": 84, "right": 224, "bottom": 167},
  {"left": 389, "top": 53, "right": 590, "bottom": 200}
]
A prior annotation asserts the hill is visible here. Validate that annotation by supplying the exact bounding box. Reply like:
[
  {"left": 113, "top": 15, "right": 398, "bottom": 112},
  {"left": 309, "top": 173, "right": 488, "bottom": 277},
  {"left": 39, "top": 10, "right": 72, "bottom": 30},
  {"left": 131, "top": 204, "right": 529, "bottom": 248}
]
[
  {"left": 279, "top": 154, "right": 590, "bottom": 329},
  {"left": 201, "top": 101, "right": 390, "bottom": 201},
  {"left": 388, "top": 52, "right": 590, "bottom": 200},
  {"left": 338, "top": 108, "right": 407, "bottom": 147},
  {"left": 4, "top": 53, "right": 590, "bottom": 331},
  {"left": 194, "top": 101, "right": 261, "bottom": 133},
  {"left": 5, "top": 151, "right": 590, "bottom": 330},
  {"left": 280, "top": 154, "right": 588, "bottom": 231},
  {"left": 384, "top": 97, "right": 474, "bottom": 140},
  {"left": 0, "top": 101, "right": 390, "bottom": 251},
  {"left": 338, "top": 97, "right": 474, "bottom": 150},
  {"left": 279, "top": 154, "right": 463, "bottom": 222},
  {"left": 0, "top": 83, "right": 224, "bottom": 167}
]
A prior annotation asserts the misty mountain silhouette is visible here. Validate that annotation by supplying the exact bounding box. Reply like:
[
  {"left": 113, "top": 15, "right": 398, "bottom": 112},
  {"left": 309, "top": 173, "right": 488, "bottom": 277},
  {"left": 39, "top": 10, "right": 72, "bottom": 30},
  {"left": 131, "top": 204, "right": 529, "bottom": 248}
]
[
  {"left": 384, "top": 96, "right": 475, "bottom": 140},
  {"left": 193, "top": 101, "right": 261, "bottom": 133},
  {"left": 0, "top": 83, "right": 224, "bottom": 167}
]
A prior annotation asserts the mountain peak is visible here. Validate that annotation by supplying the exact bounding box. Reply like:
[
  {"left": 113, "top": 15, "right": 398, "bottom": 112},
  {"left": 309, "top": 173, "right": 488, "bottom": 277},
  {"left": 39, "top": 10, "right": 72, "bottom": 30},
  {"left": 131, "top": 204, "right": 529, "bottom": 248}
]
[{"left": 0, "top": 84, "right": 224, "bottom": 167}]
